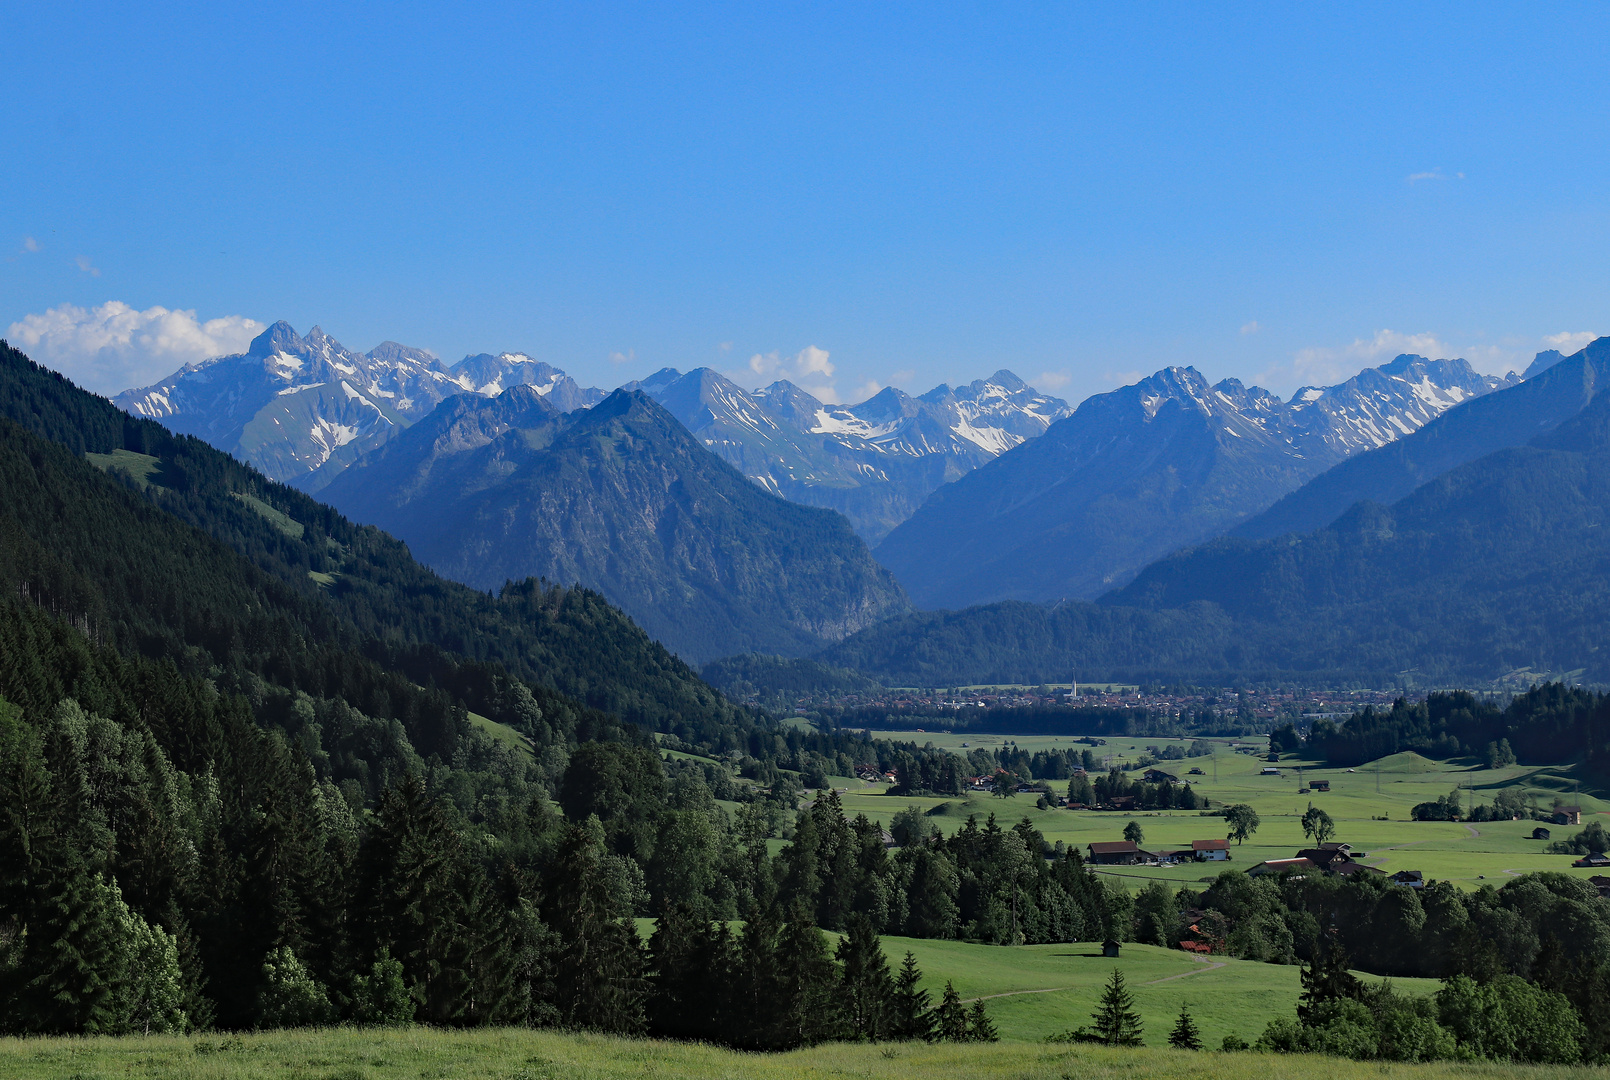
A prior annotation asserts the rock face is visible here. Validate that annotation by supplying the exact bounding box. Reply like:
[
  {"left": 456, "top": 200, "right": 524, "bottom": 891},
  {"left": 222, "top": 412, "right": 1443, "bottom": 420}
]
[
  {"left": 628, "top": 367, "right": 1071, "bottom": 542},
  {"left": 114, "top": 322, "right": 604, "bottom": 489},
  {"left": 318, "top": 387, "right": 910, "bottom": 663},
  {"left": 874, "top": 354, "right": 1518, "bottom": 609}
]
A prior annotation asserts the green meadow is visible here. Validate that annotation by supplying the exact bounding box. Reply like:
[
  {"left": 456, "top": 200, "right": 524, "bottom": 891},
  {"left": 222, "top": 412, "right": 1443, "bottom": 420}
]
[
  {"left": 871, "top": 937, "right": 1435, "bottom": 1046},
  {"left": 835, "top": 736, "right": 1607, "bottom": 890},
  {"left": 3, "top": 1027, "right": 1601, "bottom": 1080}
]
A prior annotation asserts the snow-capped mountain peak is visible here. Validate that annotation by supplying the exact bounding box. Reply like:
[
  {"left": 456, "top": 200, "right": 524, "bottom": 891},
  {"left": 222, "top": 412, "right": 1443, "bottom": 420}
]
[
  {"left": 114, "top": 322, "right": 605, "bottom": 492},
  {"left": 630, "top": 367, "right": 1072, "bottom": 540}
]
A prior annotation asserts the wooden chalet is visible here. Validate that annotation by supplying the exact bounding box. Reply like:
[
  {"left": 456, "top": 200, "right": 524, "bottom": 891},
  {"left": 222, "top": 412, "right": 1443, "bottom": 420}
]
[{"left": 1086, "top": 840, "right": 1143, "bottom": 865}]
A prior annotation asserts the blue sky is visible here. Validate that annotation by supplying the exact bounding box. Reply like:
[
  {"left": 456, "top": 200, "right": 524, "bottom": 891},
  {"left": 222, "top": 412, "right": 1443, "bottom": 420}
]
[{"left": 3, "top": 3, "right": 1607, "bottom": 402}]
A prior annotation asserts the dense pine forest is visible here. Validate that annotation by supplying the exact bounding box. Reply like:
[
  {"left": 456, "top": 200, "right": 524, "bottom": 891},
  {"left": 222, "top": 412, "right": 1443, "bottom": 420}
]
[{"left": 2, "top": 340, "right": 1610, "bottom": 1065}]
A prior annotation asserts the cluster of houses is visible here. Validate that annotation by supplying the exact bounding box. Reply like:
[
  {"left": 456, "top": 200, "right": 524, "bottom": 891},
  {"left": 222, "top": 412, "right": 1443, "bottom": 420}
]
[
  {"left": 1241, "top": 841, "right": 1422, "bottom": 884},
  {"left": 1085, "top": 838, "right": 1231, "bottom": 865}
]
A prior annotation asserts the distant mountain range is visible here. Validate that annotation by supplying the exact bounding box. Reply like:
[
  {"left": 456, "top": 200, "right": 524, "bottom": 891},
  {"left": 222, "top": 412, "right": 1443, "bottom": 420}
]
[
  {"left": 627, "top": 367, "right": 1070, "bottom": 541},
  {"left": 874, "top": 354, "right": 1518, "bottom": 609},
  {"left": 318, "top": 386, "right": 909, "bottom": 663},
  {"left": 115, "top": 323, "right": 1068, "bottom": 540},
  {"left": 820, "top": 337, "right": 1610, "bottom": 687},
  {"left": 114, "top": 321, "right": 603, "bottom": 489}
]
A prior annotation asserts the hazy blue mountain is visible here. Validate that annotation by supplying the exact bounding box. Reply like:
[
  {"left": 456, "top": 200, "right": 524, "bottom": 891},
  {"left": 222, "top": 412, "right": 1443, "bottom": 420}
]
[
  {"left": 114, "top": 321, "right": 604, "bottom": 489},
  {"left": 320, "top": 386, "right": 910, "bottom": 662},
  {"left": 1235, "top": 339, "right": 1609, "bottom": 541},
  {"left": 874, "top": 354, "right": 1516, "bottom": 609},
  {"left": 627, "top": 366, "right": 1070, "bottom": 541},
  {"left": 821, "top": 374, "right": 1610, "bottom": 686}
]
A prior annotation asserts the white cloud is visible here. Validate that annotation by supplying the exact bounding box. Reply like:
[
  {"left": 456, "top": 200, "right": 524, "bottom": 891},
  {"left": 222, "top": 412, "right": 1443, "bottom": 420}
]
[
  {"left": 75, "top": 255, "right": 101, "bottom": 277},
  {"left": 1033, "top": 370, "right": 1072, "bottom": 391},
  {"left": 1240, "top": 321, "right": 1261, "bottom": 335},
  {"left": 718, "top": 341, "right": 733, "bottom": 353},
  {"left": 1267, "top": 329, "right": 1453, "bottom": 388},
  {"left": 744, "top": 344, "right": 841, "bottom": 399},
  {"left": 1103, "top": 370, "right": 1144, "bottom": 386},
  {"left": 890, "top": 368, "right": 916, "bottom": 386},
  {"left": 1544, "top": 331, "right": 1597, "bottom": 355},
  {"left": 608, "top": 348, "right": 636, "bottom": 365},
  {"left": 6, "top": 301, "right": 264, "bottom": 396},
  {"left": 21, "top": 237, "right": 40, "bottom": 254},
  {"left": 850, "top": 379, "right": 883, "bottom": 402},
  {"left": 1407, "top": 170, "right": 1464, "bottom": 184}
]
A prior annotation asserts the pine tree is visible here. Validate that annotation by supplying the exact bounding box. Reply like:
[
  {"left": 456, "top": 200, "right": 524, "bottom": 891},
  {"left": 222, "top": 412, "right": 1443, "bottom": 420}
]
[
  {"left": 890, "top": 951, "right": 934, "bottom": 1041},
  {"left": 0, "top": 704, "right": 122, "bottom": 1033},
  {"left": 731, "top": 906, "right": 783, "bottom": 1049},
  {"left": 836, "top": 913, "right": 894, "bottom": 1041},
  {"left": 932, "top": 980, "right": 969, "bottom": 1042},
  {"left": 775, "top": 904, "right": 841, "bottom": 1048},
  {"left": 965, "top": 998, "right": 998, "bottom": 1042},
  {"left": 1298, "top": 937, "right": 1363, "bottom": 1022},
  {"left": 1090, "top": 968, "right": 1143, "bottom": 1046},
  {"left": 545, "top": 818, "right": 646, "bottom": 1034},
  {"left": 1168, "top": 1006, "right": 1202, "bottom": 1049}
]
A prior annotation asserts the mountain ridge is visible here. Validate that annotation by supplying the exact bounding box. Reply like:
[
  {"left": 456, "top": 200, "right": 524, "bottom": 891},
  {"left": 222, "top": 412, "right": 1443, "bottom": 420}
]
[
  {"left": 319, "top": 385, "right": 911, "bottom": 663},
  {"left": 1233, "top": 338, "right": 1610, "bottom": 540},
  {"left": 874, "top": 354, "right": 1517, "bottom": 608},
  {"left": 114, "top": 321, "right": 605, "bottom": 490},
  {"left": 628, "top": 366, "right": 1071, "bottom": 541}
]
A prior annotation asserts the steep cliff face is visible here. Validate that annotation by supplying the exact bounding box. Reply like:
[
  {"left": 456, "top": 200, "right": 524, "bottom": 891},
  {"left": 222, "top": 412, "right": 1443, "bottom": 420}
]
[{"left": 321, "top": 387, "right": 910, "bottom": 662}]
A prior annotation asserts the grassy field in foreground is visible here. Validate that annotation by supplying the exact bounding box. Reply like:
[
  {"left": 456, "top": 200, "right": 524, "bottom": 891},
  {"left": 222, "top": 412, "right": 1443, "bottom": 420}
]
[
  {"left": 832, "top": 740, "right": 1608, "bottom": 890},
  {"left": 2, "top": 1027, "right": 1601, "bottom": 1080}
]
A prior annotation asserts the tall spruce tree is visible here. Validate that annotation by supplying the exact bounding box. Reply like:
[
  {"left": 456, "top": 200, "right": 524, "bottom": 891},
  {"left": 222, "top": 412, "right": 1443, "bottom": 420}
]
[
  {"left": 1298, "top": 936, "right": 1363, "bottom": 1022},
  {"left": 966, "top": 999, "right": 998, "bottom": 1042},
  {"left": 731, "top": 905, "right": 784, "bottom": 1049},
  {"left": 0, "top": 701, "right": 123, "bottom": 1033},
  {"left": 775, "top": 904, "right": 841, "bottom": 1048},
  {"left": 890, "top": 951, "right": 934, "bottom": 1041},
  {"left": 544, "top": 817, "right": 647, "bottom": 1034},
  {"left": 1168, "top": 1006, "right": 1202, "bottom": 1049},
  {"left": 1091, "top": 968, "right": 1143, "bottom": 1046},
  {"left": 836, "top": 913, "right": 895, "bottom": 1041},
  {"left": 932, "top": 980, "right": 969, "bottom": 1042}
]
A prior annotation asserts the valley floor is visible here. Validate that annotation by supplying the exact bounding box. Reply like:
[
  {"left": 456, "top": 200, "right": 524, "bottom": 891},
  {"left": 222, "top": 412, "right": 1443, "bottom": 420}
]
[
  {"left": 1, "top": 1028, "right": 1600, "bottom": 1080},
  {"left": 838, "top": 735, "right": 1608, "bottom": 890}
]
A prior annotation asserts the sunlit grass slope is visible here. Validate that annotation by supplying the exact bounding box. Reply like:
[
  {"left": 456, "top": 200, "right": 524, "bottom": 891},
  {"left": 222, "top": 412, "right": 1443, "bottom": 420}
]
[
  {"left": 838, "top": 737, "right": 1608, "bottom": 889},
  {"left": 3, "top": 1028, "right": 1603, "bottom": 1080}
]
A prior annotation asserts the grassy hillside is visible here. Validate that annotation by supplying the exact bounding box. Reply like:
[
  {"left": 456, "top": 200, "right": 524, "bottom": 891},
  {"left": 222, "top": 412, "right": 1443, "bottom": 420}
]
[
  {"left": 831, "top": 737, "right": 1608, "bottom": 890},
  {"left": 2, "top": 1028, "right": 1602, "bottom": 1080},
  {"left": 873, "top": 937, "right": 1433, "bottom": 1046}
]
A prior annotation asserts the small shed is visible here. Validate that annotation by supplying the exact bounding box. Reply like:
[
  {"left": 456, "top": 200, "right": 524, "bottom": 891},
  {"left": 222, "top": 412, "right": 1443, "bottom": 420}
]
[
  {"left": 1309, "top": 780, "right": 1331, "bottom": 792},
  {"left": 1103, "top": 939, "right": 1121, "bottom": 958},
  {"left": 1532, "top": 826, "right": 1552, "bottom": 840}
]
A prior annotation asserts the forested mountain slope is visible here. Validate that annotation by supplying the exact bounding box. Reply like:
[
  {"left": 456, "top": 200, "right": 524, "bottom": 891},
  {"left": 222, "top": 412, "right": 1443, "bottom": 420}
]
[
  {"left": 823, "top": 384, "right": 1610, "bottom": 686},
  {"left": 1234, "top": 336, "right": 1610, "bottom": 540},
  {"left": 0, "top": 340, "right": 748, "bottom": 743},
  {"left": 876, "top": 355, "right": 1513, "bottom": 609},
  {"left": 320, "top": 386, "right": 910, "bottom": 663}
]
